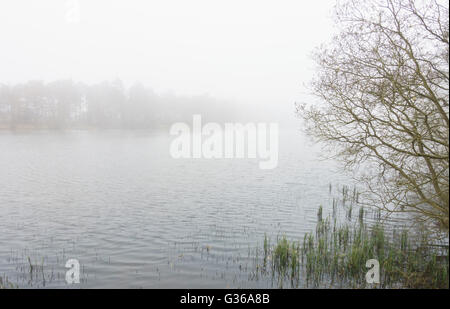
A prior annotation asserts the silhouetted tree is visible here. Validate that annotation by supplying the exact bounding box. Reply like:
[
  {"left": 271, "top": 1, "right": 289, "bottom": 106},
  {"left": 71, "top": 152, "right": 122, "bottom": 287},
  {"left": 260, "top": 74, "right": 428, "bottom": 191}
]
[{"left": 0, "top": 79, "right": 236, "bottom": 130}]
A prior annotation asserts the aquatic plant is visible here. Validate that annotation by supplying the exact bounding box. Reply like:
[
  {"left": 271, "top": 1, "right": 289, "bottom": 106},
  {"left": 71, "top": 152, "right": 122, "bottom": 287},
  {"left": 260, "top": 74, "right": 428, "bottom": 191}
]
[
  {"left": 0, "top": 276, "right": 17, "bottom": 289},
  {"left": 256, "top": 201, "right": 449, "bottom": 289}
]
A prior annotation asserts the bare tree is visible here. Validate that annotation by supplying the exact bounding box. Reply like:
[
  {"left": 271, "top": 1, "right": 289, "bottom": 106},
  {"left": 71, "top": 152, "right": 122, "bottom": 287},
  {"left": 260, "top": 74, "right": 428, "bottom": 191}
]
[{"left": 299, "top": 0, "right": 449, "bottom": 231}]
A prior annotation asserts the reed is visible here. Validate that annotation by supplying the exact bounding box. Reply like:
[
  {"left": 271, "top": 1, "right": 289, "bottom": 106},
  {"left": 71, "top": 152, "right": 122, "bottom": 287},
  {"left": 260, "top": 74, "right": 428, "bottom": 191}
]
[
  {"left": 256, "top": 186, "right": 449, "bottom": 289},
  {"left": 0, "top": 276, "right": 17, "bottom": 289}
]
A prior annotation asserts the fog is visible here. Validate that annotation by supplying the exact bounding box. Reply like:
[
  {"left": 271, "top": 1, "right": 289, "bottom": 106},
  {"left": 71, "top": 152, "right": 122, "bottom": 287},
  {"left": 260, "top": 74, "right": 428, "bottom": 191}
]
[
  {"left": 0, "top": 0, "right": 336, "bottom": 127},
  {"left": 1, "top": 0, "right": 448, "bottom": 291}
]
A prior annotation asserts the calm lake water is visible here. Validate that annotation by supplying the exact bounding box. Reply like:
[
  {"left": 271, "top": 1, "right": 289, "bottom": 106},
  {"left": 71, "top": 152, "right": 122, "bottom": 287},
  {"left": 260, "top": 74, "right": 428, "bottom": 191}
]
[{"left": 0, "top": 129, "right": 351, "bottom": 288}]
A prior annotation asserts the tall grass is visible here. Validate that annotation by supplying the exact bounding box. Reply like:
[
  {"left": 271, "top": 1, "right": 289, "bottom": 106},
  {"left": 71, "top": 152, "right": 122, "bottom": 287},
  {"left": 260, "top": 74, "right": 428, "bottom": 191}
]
[
  {"left": 0, "top": 276, "right": 17, "bottom": 289},
  {"left": 255, "top": 186, "right": 449, "bottom": 289}
]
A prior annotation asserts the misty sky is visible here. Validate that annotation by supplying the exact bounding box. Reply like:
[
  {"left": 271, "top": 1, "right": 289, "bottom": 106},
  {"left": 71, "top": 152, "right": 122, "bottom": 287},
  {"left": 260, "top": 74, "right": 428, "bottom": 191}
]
[{"left": 0, "top": 0, "right": 336, "bottom": 122}]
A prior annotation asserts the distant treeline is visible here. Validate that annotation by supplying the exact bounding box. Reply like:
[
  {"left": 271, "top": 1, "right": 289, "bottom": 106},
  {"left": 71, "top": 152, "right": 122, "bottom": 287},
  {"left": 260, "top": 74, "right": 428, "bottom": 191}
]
[{"left": 0, "top": 80, "right": 235, "bottom": 129}]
